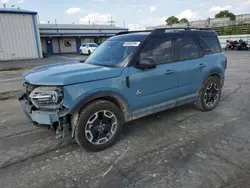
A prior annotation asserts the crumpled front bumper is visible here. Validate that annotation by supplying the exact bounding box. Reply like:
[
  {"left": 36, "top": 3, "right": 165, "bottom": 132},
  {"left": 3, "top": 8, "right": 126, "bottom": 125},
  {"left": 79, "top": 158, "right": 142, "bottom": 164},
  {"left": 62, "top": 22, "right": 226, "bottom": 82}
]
[{"left": 18, "top": 94, "right": 60, "bottom": 126}]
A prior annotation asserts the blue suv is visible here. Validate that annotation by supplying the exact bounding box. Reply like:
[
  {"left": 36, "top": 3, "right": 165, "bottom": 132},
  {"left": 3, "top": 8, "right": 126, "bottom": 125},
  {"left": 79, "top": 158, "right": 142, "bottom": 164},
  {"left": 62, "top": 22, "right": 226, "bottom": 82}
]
[{"left": 19, "top": 28, "right": 227, "bottom": 151}]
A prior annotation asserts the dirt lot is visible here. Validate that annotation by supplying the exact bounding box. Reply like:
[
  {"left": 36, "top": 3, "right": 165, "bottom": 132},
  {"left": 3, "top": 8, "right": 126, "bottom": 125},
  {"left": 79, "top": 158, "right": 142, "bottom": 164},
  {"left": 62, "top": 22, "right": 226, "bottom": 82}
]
[{"left": 0, "top": 51, "right": 250, "bottom": 188}]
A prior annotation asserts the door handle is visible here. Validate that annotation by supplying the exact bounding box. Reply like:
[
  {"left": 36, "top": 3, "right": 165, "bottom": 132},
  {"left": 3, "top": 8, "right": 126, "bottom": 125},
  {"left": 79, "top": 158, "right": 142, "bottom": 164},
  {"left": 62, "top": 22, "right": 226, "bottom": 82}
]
[
  {"left": 164, "top": 69, "right": 175, "bottom": 75},
  {"left": 197, "top": 64, "right": 206, "bottom": 68}
]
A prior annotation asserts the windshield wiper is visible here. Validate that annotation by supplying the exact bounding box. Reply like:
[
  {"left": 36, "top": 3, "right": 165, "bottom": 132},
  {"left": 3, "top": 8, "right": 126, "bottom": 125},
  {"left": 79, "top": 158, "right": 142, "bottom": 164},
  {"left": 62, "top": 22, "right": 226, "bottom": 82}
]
[{"left": 94, "top": 63, "right": 117, "bottom": 68}]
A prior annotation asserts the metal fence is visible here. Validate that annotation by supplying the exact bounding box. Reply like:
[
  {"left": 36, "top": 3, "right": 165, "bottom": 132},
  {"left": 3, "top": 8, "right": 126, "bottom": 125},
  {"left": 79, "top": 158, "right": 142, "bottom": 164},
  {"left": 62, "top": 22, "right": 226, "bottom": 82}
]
[{"left": 218, "top": 34, "right": 250, "bottom": 47}]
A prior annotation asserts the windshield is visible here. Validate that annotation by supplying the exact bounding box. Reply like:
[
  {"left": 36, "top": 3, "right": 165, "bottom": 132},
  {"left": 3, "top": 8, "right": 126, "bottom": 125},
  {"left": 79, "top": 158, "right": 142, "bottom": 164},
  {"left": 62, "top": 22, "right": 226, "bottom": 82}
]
[
  {"left": 88, "top": 43, "right": 98, "bottom": 47},
  {"left": 85, "top": 41, "right": 138, "bottom": 67}
]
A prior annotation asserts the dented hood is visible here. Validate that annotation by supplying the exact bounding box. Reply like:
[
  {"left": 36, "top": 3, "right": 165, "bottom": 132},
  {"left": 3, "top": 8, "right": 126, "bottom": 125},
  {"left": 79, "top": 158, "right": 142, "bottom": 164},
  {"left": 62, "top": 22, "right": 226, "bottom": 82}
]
[{"left": 23, "top": 61, "right": 123, "bottom": 85}]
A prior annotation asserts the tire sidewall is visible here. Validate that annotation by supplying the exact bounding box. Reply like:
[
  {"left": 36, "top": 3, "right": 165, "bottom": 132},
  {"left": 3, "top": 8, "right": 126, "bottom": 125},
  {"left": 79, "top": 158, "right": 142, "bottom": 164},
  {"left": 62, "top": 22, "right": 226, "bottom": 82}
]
[
  {"left": 200, "top": 77, "right": 221, "bottom": 111},
  {"left": 75, "top": 101, "right": 124, "bottom": 151}
]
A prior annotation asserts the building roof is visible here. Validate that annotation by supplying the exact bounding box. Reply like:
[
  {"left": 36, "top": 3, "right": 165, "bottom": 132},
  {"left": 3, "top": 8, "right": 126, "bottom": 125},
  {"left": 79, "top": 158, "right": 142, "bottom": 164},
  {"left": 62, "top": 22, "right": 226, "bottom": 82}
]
[
  {"left": 39, "top": 24, "right": 128, "bottom": 31},
  {"left": 0, "top": 8, "right": 37, "bottom": 14}
]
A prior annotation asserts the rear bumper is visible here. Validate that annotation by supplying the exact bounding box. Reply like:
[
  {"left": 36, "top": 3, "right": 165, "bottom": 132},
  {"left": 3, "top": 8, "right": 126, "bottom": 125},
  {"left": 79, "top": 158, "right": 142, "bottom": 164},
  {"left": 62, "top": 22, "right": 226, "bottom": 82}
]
[{"left": 18, "top": 94, "right": 60, "bottom": 126}]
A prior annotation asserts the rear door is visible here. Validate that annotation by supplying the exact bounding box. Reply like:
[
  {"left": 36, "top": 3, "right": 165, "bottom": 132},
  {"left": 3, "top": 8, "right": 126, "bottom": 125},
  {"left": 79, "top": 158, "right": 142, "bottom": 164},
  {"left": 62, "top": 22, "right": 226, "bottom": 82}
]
[{"left": 174, "top": 35, "right": 206, "bottom": 99}]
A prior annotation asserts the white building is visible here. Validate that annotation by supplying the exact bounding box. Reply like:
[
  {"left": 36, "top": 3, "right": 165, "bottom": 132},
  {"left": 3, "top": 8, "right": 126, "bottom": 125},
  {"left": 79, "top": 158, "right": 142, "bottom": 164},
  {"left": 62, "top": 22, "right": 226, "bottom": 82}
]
[
  {"left": 0, "top": 8, "right": 128, "bottom": 61},
  {"left": 39, "top": 24, "right": 127, "bottom": 54},
  {"left": 0, "top": 8, "right": 42, "bottom": 61}
]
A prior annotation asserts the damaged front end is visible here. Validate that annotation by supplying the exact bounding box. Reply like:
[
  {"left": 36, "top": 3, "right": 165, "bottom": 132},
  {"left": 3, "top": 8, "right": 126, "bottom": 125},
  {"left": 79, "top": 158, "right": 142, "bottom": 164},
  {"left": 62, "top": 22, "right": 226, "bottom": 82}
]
[{"left": 19, "top": 83, "right": 71, "bottom": 138}]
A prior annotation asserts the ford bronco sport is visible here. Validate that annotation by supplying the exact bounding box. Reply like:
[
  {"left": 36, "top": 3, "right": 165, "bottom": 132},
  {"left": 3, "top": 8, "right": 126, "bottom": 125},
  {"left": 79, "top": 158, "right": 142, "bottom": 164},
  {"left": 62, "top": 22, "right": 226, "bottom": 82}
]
[{"left": 19, "top": 28, "right": 227, "bottom": 151}]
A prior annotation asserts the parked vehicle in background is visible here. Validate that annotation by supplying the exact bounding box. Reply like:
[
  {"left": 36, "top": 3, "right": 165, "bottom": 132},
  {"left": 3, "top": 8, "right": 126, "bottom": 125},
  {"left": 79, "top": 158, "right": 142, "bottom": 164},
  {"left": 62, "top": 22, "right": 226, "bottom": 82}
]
[
  {"left": 238, "top": 39, "right": 249, "bottom": 50},
  {"left": 225, "top": 40, "right": 236, "bottom": 50},
  {"left": 225, "top": 39, "right": 249, "bottom": 51},
  {"left": 80, "top": 43, "right": 99, "bottom": 55},
  {"left": 19, "top": 28, "right": 227, "bottom": 152}
]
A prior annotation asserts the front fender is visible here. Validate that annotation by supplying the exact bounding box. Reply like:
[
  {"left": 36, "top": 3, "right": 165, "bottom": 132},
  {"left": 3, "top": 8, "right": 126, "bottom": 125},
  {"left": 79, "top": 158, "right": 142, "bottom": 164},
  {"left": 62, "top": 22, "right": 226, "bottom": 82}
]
[{"left": 63, "top": 81, "right": 132, "bottom": 121}]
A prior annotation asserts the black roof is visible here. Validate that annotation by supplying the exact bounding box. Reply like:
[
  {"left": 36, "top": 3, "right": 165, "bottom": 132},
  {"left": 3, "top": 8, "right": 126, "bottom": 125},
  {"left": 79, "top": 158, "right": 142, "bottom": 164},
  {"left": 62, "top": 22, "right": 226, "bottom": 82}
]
[
  {"left": 114, "top": 27, "right": 217, "bottom": 38},
  {"left": 109, "top": 32, "right": 150, "bottom": 42},
  {"left": 108, "top": 28, "right": 217, "bottom": 42}
]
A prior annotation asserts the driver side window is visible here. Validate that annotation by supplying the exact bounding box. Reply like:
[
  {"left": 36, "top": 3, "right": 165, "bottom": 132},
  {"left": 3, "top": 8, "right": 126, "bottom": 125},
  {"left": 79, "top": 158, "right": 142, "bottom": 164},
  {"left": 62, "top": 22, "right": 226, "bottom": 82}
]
[{"left": 140, "top": 37, "right": 173, "bottom": 64}]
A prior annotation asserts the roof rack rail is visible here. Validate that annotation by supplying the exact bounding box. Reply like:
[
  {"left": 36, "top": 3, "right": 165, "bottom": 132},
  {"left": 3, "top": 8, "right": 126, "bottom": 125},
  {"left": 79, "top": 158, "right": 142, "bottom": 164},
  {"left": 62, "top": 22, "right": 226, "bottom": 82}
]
[
  {"left": 115, "top": 27, "right": 213, "bottom": 36},
  {"left": 151, "top": 27, "right": 213, "bottom": 34},
  {"left": 115, "top": 30, "right": 152, "bottom": 36}
]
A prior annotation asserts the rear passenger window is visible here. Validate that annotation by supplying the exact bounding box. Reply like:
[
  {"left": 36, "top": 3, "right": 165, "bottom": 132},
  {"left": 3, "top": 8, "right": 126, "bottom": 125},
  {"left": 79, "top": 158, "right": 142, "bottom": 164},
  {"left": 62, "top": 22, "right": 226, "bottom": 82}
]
[
  {"left": 199, "top": 36, "right": 222, "bottom": 54},
  {"left": 140, "top": 37, "right": 173, "bottom": 64},
  {"left": 177, "top": 36, "right": 202, "bottom": 61}
]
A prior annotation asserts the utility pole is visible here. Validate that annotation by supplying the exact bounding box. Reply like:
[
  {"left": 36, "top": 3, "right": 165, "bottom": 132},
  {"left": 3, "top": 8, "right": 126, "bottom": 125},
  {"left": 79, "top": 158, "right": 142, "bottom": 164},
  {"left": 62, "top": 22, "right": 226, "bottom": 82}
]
[
  {"left": 123, "top": 20, "right": 126, "bottom": 28},
  {"left": 89, "top": 20, "right": 91, "bottom": 25},
  {"left": 108, "top": 17, "right": 115, "bottom": 26},
  {"left": 55, "top": 19, "right": 57, "bottom": 25}
]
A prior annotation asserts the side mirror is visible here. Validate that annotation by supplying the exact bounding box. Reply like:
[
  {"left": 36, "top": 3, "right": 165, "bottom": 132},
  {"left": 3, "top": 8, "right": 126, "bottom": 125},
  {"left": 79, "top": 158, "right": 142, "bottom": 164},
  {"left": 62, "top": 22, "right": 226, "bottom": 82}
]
[{"left": 135, "top": 58, "right": 156, "bottom": 70}]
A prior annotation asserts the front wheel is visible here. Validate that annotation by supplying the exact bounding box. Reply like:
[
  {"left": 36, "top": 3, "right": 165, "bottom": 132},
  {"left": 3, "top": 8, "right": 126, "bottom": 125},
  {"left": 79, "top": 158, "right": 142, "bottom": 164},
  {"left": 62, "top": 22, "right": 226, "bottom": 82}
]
[
  {"left": 74, "top": 100, "right": 124, "bottom": 152},
  {"left": 80, "top": 49, "right": 83, "bottom": 55},
  {"left": 88, "top": 50, "right": 91, "bottom": 55},
  {"left": 195, "top": 77, "right": 222, "bottom": 111}
]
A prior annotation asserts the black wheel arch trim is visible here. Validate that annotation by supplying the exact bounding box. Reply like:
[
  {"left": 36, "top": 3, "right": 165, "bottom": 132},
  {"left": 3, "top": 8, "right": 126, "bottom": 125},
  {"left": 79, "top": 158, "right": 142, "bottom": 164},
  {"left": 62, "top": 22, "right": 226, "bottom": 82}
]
[
  {"left": 204, "top": 72, "right": 224, "bottom": 87},
  {"left": 70, "top": 91, "right": 133, "bottom": 122}
]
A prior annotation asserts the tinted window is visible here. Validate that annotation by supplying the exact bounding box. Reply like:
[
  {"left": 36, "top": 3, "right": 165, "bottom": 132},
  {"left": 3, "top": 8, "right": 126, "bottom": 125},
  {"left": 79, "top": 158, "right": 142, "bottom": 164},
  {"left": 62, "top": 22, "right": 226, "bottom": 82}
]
[
  {"left": 140, "top": 37, "right": 173, "bottom": 64},
  {"left": 177, "top": 36, "right": 202, "bottom": 61},
  {"left": 199, "top": 36, "right": 221, "bottom": 53}
]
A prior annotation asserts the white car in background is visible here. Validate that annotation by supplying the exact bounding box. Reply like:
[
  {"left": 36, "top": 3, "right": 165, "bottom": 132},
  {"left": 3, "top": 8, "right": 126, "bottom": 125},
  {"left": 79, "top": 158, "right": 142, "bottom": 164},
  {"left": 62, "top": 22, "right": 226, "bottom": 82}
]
[{"left": 79, "top": 43, "right": 99, "bottom": 55}]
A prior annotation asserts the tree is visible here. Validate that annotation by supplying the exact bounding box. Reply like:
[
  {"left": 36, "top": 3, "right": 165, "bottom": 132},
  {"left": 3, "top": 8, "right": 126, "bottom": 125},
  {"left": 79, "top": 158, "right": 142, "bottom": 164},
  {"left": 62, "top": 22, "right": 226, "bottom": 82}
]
[
  {"left": 215, "top": 10, "right": 236, "bottom": 21},
  {"left": 179, "top": 18, "right": 189, "bottom": 23},
  {"left": 166, "top": 16, "right": 179, "bottom": 25}
]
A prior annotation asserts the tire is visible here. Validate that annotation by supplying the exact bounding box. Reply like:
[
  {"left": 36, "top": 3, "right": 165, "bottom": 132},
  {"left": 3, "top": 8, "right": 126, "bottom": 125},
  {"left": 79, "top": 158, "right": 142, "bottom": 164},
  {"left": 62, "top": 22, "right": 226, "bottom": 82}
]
[
  {"left": 74, "top": 100, "right": 124, "bottom": 152},
  {"left": 80, "top": 50, "right": 83, "bottom": 55},
  {"left": 194, "top": 77, "right": 222, "bottom": 111},
  {"left": 88, "top": 50, "right": 91, "bottom": 55}
]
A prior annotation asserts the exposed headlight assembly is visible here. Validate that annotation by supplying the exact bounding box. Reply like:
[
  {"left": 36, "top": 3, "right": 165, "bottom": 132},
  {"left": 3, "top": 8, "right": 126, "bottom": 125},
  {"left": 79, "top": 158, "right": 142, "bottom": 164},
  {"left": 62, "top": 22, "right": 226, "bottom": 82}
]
[{"left": 29, "top": 87, "right": 63, "bottom": 110}]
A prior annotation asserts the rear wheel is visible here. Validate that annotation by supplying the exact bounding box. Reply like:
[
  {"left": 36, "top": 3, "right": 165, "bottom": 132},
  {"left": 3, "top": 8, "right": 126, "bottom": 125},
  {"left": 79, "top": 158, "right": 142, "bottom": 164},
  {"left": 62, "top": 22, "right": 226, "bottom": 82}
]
[
  {"left": 195, "top": 77, "right": 221, "bottom": 111},
  {"left": 74, "top": 100, "right": 124, "bottom": 152}
]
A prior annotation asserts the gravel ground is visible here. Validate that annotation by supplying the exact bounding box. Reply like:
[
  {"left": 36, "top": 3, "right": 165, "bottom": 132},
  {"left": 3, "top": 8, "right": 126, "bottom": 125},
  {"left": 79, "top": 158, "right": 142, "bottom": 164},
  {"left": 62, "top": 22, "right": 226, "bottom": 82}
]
[{"left": 0, "top": 51, "right": 250, "bottom": 188}]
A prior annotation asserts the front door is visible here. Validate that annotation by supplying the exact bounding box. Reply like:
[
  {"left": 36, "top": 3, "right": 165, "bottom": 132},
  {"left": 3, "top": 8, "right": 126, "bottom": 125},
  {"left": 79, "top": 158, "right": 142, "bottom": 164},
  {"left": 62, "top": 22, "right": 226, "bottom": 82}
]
[
  {"left": 127, "top": 37, "right": 179, "bottom": 113},
  {"left": 46, "top": 38, "right": 53, "bottom": 54}
]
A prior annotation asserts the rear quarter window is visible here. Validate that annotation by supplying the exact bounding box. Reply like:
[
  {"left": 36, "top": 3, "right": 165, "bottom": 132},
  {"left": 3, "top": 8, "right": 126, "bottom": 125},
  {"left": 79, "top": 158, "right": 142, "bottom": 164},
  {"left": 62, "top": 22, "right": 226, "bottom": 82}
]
[{"left": 199, "top": 36, "right": 222, "bottom": 54}]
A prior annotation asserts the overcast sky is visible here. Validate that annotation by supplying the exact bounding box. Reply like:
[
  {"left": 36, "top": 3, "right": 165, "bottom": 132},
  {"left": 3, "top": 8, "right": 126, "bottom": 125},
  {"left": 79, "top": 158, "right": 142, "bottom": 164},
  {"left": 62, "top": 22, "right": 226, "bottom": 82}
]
[{"left": 1, "top": 0, "right": 250, "bottom": 30}]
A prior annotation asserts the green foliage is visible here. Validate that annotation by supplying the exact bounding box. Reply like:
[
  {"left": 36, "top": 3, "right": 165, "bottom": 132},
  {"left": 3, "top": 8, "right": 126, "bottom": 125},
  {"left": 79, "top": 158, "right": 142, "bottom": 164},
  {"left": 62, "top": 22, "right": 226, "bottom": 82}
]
[
  {"left": 247, "top": 26, "right": 250, "bottom": 34},
  {"left": 179, "top": 18, "right": 189, "bottom": 23},
  {"left": 166, "top": 16, "right": 179, "bottom": 25},
  {"left": 215, "top": 10, "right": 236, "bottom": 21},
  {"left": 222, "top": 27, "right": 241, "bottom": 35}
]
